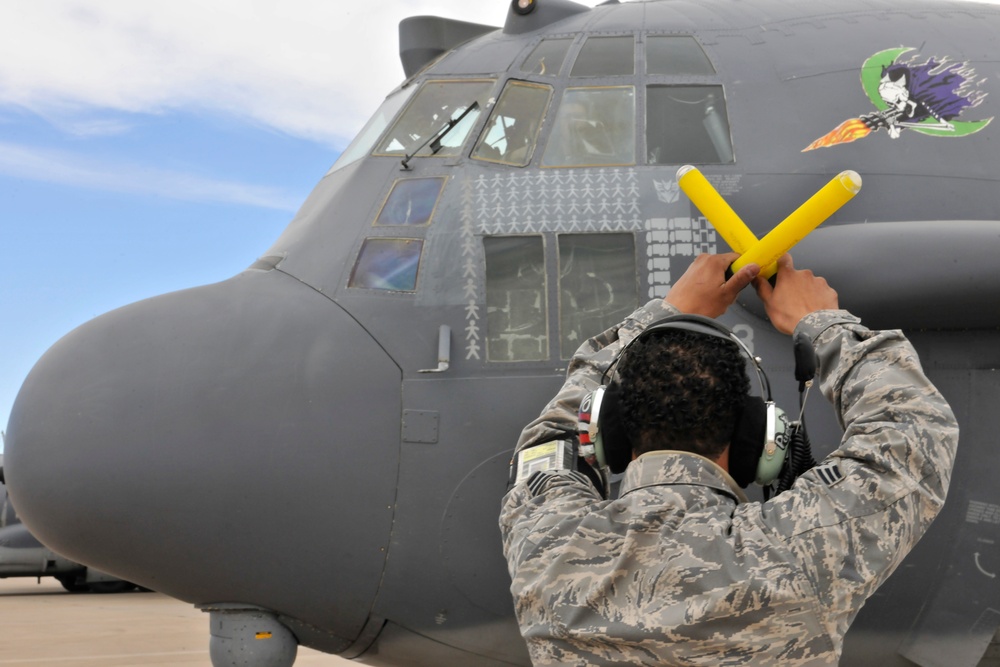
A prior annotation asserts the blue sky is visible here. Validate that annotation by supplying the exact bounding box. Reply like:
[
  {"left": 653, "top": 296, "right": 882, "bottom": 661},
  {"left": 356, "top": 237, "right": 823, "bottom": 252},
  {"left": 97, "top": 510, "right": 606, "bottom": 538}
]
[{"left": 1, "top": 1, "right": 613, "bottom": 449}]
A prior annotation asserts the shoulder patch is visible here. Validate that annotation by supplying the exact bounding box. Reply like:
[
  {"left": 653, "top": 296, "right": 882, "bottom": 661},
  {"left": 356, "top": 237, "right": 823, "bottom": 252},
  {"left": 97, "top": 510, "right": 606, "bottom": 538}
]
[{"left": 815, "top": 463, "right": 845, "bottom": 487}]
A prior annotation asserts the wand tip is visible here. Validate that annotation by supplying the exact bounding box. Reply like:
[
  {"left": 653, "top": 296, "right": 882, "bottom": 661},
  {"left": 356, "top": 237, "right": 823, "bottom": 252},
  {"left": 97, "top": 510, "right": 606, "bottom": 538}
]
[
  {"left": 838, "top": 170, "right": 863, "bottom": 194},
  {"left": 677, "top": 165, "right": 697, "bottom": 180}
]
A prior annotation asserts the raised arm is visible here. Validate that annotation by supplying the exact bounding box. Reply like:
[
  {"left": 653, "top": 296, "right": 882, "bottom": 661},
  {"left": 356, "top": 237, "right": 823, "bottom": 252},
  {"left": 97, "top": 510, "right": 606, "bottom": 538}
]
[{"left": 750, "top": 257, "right": 958, "bottom": 645}]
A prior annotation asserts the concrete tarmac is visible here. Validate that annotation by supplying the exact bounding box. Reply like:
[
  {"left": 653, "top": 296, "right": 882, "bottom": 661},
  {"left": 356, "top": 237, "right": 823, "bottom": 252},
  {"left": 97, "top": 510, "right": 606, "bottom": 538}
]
[{"left": 0, "top": 577, "right": 352, "bottom": 666}]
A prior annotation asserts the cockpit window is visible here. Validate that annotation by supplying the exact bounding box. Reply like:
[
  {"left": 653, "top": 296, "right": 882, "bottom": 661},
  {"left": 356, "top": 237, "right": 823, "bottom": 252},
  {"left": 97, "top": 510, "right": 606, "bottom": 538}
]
[
  {"left": 349, "top": 238, "right": 423, "bottom": 291},
  {"left": 647, "top": 85, "right": 734, "bottom": 164},
  {"left": 541, "top": 86, "right": 636, "bottom": 167},
  {"left": 374, "top": 80, "right": 494, "bottom": 157},
  {"left": 328, "top": 86, "right": 417, "bottom": 174},
  {"left": 571, "top": 36, "right": 635, "bottom": 77},
  {"left": 484, "top": 236, "right": 548, "bottom": 361},
  {"left": 472, "top": 81, "right": 552, "bottom": 167},
  {"left": 558, "top": 234, "right": 637, "bottom": 359},
  {"left": 646, "top": 36, "right": 716, "bottom": 75},
  {"left": 521, "top": 38, "right": 574, "bottom": 77},
  {"left": 375, "top": 177, "right": 446, "bottom": 226}
]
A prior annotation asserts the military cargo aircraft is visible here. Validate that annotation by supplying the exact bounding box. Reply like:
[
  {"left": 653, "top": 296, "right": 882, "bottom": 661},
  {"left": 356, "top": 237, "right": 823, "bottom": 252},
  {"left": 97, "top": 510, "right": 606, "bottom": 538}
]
[{"left": 4, "top": 0, "right": 1000, "bottom": 665}]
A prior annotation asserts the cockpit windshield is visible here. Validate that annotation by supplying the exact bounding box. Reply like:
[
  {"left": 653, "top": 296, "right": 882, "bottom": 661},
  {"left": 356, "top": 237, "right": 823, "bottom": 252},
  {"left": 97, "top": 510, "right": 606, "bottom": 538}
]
[
  {"left": 520, "top": 38, "right": 573, "bottom": 77},
  {"left": 541, "top": 86, "right": 636, "bottom": 167},
  {"left": 472, "top": 81, "right": 553, "bottom": 167},
  {"left": 375, "top": 80, "right": 494, "bottom": 157},
  {"left": 571, "top": 36, "right": 635, "bottom": 77},
  {"left": 647, "top": 85, "right": 734, "bottom": 164},
  {"left": 339, "top": 34, "right": 732, "bottom": 174},
  {"left": 646, "top": 36, "right": 716, "bottom": 75},
  {"left": 328, "top": 86, "right": 417, "bottom": 174}
]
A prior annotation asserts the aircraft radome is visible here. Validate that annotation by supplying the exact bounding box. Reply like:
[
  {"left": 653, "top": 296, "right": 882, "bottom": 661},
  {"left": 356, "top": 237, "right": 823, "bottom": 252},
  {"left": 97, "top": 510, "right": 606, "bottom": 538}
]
[
  {"left": 0, "top": 454, "right": 136, "bottom": 593},
  {"left": 5, "top": 0, "right": 1000, "bottom": 665}
]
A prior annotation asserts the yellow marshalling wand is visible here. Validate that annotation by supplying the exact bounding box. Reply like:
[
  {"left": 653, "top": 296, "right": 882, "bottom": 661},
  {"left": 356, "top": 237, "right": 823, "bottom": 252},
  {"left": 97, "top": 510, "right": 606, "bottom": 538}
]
[
  {"left": 676, "top": 166, "right": 776, "bottom": 276},
  {"left": 677, "top": 166, "right": 862, "bottom": 280}
]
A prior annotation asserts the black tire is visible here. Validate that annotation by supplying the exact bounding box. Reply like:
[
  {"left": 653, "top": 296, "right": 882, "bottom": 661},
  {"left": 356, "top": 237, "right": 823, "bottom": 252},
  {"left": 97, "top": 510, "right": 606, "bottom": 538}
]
[
  {"left": 86, "top": 580, "right": 137, "bottom": 594},
  {"left": 55, "top": 573, "right": 88, "bottom": 593}
]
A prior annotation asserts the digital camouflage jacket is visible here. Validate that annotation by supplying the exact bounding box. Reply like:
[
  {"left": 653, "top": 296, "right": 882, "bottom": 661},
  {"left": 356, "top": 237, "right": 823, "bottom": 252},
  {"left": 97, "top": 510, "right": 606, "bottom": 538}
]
[{"left": 500, "top": 299, "right": 959, "bottom": 666}]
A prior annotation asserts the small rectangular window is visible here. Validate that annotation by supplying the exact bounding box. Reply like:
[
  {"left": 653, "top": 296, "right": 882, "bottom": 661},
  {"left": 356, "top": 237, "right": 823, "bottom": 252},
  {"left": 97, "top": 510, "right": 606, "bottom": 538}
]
[
  {"left": 646, "top": 36, "right": 716, "bottom": 75},
  {"left": 571, "top": 36, "right": 635, "bottom": 77},
  {"left": 350, "top": 238, "right": 423, "bottom": 292},
  {"left": 558, "top": 234, "right": 637, "bottom": 358},
  {"left": 542, "top": 87, "right": 635, "bottom": 168},
  {"left": 484, "top": 236, "right": 548, "bottom": 361},
  {"left": 647, "top": 85, "right": 734, "bottom": 165},
  {"left": 473, "top": 81, "right": 552, "bottom": 167},
  {"left": 521, "top": 38, "right": 574, "bottom": 77},
  {"left": 375, "top": 177, "right": 446, "bottom": 226}
]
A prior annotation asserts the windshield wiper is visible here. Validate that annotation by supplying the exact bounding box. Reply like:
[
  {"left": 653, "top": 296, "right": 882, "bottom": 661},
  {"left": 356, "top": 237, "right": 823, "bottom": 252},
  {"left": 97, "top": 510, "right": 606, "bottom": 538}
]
[{"left": 401, "top": 100, "right": 480, "bottom": 170}]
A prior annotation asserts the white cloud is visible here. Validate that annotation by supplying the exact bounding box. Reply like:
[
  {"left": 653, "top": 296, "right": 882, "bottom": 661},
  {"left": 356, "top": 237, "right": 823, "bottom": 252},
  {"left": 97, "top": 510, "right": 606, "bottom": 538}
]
[
  {"left": 0, "top": 140, "right": 301, "bottom": 210},
  {"left": 0, "top": 1, "right": 609, "bottom": 206},
  {"left": 0, "top": 0, "right": 545, "bottom": 148}
]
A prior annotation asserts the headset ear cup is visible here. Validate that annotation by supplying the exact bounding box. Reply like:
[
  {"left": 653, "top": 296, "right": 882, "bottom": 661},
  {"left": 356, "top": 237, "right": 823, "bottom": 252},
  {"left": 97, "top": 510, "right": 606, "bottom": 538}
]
[
  {"left": 728, "top": 395, "right": 767, "bottom": 488},
  {"left": 579, "top": 387, "right": 605, "bottom": 466},
  {"left": 598, "top": 382, "right": 633, "bottom": 474},
  {"left": 754, "top": 404, "right": 789, "bottom": 487}
]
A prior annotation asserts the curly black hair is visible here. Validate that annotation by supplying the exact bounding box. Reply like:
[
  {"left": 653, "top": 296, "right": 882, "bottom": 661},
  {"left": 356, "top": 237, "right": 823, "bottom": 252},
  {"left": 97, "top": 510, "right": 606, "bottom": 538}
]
[{"left": 616, "top": 329, "right": 750, "bottom": 460}]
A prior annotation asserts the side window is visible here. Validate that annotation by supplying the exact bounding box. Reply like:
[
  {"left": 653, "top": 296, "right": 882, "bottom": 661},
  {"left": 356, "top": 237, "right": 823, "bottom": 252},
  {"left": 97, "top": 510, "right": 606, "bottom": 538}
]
[
  {"left": 349, "top": 239, "right": 423, "bottom": 292},
  {"left": 484, "top": 236, "right": 547, "bottom": 361},
  {"left": 328, "top": 86, "right": 417, "bottom": 174},
  {"left": 647, "top": 85, "right": 734, "bottom": 164},
  {"left": 374, "top": 80, "right": 494, "bottom": 157},
  {"left": 541, "top": 87, "right": 636, "bottom": 167},
  {"left": 520, "top": 38, "right": 574, "bottom": 77},
  {"left": 472, "top": 81, "right": 553, "bottom": 167},
  {"left": 557, "top": 234, "right": 637, "bottom": 358}
]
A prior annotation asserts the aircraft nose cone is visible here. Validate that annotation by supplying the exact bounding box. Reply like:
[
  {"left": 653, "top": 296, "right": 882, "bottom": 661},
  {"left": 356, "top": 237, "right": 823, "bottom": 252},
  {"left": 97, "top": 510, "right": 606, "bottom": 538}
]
[{"left": 4, "top": 269, "right": 400, "bottom": 651}]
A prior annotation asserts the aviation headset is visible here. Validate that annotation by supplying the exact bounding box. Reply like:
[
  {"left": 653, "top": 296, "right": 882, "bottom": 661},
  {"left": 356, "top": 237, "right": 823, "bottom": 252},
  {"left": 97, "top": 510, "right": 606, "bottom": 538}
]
[{"left": 578, "top": 314, "right": 790, "bottom": 489}]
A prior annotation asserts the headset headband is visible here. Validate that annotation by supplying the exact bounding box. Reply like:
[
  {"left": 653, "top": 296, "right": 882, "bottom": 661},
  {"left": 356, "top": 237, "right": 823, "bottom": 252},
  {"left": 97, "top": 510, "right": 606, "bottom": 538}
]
[{"left": 604, "top": 314, "right": 772, "bottom": 403}]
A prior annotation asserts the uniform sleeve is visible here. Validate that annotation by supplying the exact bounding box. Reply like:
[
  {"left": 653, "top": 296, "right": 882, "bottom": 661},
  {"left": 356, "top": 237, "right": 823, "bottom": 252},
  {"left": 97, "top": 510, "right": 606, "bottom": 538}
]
[
  {"left": 499, "top": 470, "right": 604, "bottom": 579},
  {"left": 751, "top": 310, "right": 959, "bottom": 642}
]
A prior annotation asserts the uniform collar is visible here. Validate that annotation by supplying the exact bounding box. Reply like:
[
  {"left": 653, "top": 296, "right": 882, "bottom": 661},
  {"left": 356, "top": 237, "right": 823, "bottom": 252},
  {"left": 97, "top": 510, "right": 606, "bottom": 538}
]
[{"left": 619, "top": 450, "right": 749, "bottom": 504}]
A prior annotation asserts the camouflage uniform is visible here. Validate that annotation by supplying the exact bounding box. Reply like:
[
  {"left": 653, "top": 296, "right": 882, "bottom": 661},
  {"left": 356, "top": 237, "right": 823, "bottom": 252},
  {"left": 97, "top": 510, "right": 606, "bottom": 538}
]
[{"left": 499, "top": 298, "right": 958, "bottom": 666}]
